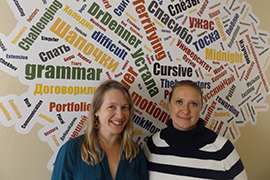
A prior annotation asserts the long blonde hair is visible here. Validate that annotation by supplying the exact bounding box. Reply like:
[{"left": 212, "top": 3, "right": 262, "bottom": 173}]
[{"left": 81, "top": 80, "right": 139, "bottom": 165}]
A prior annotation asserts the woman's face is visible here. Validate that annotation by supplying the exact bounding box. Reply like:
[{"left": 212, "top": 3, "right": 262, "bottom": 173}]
[
  {"left": 169, "top": 85, "right": 202, "bottom": 131},
  {"left": 95, "top": 89, "right": 130, "bottom": 138}
]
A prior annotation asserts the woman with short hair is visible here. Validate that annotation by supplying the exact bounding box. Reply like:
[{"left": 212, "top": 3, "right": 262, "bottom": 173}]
[{"left": 144, "top": 80, "right": 247, "bottom": 179}]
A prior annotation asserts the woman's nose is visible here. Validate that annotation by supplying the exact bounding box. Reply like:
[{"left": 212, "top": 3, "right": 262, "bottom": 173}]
[
  {"left": 181, "top": 104, "right": 190, "bottom": 114},
  {"left": 116, "top": 108, "right": 125, "bottom": 118}
]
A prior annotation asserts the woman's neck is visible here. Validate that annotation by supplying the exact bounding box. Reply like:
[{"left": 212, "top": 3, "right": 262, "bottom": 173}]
[{"left": 98, "top": 132, "right": 120, "bottom": 149}]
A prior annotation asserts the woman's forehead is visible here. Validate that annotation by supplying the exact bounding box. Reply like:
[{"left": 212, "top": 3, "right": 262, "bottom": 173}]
[{"left": 172, "top": 86, "right": 202, "bottom": 99}]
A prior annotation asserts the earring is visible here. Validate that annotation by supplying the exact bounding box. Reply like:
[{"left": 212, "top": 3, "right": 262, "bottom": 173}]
[{"left": 94, "top": 116, "right": 100, "bottom": 129}]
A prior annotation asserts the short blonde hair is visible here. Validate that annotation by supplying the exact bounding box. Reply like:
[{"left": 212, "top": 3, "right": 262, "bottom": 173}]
[{"left": 81, "top": 79, "right": 139, "bottom": 165}]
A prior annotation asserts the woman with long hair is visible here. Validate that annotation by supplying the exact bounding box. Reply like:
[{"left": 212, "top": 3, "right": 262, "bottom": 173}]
[{"left": 51, "top": 80, "right": 148, "bottom": 180}]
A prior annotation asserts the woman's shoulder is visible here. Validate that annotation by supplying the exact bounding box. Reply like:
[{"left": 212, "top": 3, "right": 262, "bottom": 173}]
[
  {"left": 200, "top": 133, "right": 234, "bottom": 152},
  {"left": 137, "top": 146, "right": 145, "bottom": 157},
  {"left": 60, "top": 134, "right": 85, "bottom": 151},
  {"left": 146, "top": 130, "right": 169, "bottom": 148}
]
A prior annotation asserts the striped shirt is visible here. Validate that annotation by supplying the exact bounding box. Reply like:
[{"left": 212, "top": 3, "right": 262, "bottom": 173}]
[{"left": 144, "top": 118, "right": 247, "bottom": 180}]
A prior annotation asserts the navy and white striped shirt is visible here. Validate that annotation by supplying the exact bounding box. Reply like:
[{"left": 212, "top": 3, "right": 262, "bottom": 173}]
[{"left": 144, "top": 118, "right": 247, "bottom": 180}]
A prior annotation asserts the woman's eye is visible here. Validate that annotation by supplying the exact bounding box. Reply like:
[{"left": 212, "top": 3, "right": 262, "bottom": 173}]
[
  {"left": 108, "top": 105, "right": 114, "bottom": 109},
  {"left": 190, "top": 102, "right": 197, "bottom": 106},
  {"left": 122, "top": 105, "right": 129, "bottom": 110},
  {"left": 176, "top": 100, "right": 182, "bottom": 104}
]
